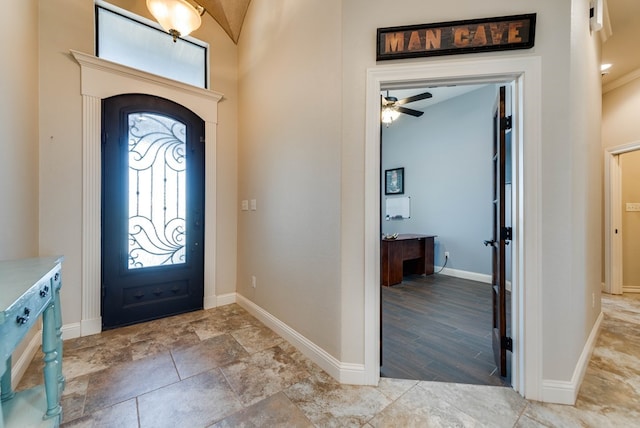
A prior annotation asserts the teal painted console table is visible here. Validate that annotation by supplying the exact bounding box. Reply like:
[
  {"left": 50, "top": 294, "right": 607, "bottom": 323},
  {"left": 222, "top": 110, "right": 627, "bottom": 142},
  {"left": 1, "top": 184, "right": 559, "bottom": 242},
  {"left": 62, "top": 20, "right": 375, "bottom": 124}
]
[{"left": 0, "top": 257, "right": 65, "bottom": 427}]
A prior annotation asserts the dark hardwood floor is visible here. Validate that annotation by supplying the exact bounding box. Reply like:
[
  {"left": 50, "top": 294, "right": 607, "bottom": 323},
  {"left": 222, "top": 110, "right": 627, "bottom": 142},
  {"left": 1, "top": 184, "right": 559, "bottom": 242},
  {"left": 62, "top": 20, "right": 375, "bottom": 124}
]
[{"left": 381, "top": 273, "right": 511, "bottom": 387}]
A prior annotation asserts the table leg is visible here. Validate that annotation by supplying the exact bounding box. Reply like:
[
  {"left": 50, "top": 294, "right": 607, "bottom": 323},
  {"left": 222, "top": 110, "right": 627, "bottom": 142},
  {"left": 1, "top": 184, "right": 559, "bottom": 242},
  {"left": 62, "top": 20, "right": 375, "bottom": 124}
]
[
  {"left": 42, "top": 303, "right": 61, "bottom": 420},
  {"left": 1, "top": 357, "right": 15, "bottom": 402},
  {"left": 54, "top": 285, "right": 65, "bottom": 392},
  {"left": 0, "top": 392, "right": 4, "bottom": 428}
]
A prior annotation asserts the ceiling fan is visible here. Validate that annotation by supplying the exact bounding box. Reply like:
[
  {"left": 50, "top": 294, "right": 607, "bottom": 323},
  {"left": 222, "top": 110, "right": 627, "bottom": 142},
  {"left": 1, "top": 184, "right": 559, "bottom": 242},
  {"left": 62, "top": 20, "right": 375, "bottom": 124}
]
[{"left": 381, "top": 90, "right": 433, "bottom": 124}]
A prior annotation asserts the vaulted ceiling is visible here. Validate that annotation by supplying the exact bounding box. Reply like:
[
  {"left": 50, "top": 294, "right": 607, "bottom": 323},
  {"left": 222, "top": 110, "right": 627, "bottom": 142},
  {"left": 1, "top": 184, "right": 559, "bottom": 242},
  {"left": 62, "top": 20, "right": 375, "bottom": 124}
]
[
  {"left": 200, "top": 0, "right": 252, "bottom": 44},
  {"left": 202, "top": 0, "right": 638, "bottom": 87}
]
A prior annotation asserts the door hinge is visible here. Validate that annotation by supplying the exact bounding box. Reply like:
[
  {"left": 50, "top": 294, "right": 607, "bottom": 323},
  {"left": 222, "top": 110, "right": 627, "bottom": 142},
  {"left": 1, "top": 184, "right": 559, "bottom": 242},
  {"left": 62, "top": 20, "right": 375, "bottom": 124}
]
[
  {"left": 102, "top": 132, "right": 108, "bottom": 145},
  {"left": 500, "top": 226, "right": 512, "bottom": 241},
  {"left": 200, "top": 136, "right": 205, "bottom": 144},
  {"left": 502, "top": 336, "right": 513, "bottom": 352},
  {"left": 501, "top": 116, "right": 512, "bottom": 131},
  {"left": 102, "top": 285, "right": 106, "bottom": 298}
]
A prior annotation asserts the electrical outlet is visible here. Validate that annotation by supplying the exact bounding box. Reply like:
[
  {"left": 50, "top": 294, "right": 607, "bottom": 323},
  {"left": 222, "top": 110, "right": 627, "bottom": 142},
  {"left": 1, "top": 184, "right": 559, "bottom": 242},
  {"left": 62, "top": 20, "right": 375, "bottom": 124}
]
[
  {"left": 444, "top": 251, "right": 450, "bottom": 259},
  {"left": 251, "top": 275, "right": 256, "bottom": 289}
]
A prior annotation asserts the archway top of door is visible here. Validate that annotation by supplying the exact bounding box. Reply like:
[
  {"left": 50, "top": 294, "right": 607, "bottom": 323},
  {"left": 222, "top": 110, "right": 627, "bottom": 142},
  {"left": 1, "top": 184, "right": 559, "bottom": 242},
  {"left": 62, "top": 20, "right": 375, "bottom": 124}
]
[{"left": 71, "top": 50, "right": 223, "bottom": 123}]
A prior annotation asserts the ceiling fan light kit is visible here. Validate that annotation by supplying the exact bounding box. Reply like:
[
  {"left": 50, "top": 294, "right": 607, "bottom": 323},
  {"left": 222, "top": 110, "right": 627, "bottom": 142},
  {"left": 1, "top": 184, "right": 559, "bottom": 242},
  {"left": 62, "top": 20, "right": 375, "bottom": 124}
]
[
  {"left": 381, "top": 107, "right": 401, "bottom": 125},
  {"left": 381, "top": 91, "right": 432, "bottom": 125},
  {"left": 146, "top": 0, "right": 204, "bottom": 42}
]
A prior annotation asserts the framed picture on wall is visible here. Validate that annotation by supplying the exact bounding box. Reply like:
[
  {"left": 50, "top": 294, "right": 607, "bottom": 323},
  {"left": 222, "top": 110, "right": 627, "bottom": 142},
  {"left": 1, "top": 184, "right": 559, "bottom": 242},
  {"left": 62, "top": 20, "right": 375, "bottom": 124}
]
[{"left": 385, "top": 167, "right": 404, "bottom": 195}]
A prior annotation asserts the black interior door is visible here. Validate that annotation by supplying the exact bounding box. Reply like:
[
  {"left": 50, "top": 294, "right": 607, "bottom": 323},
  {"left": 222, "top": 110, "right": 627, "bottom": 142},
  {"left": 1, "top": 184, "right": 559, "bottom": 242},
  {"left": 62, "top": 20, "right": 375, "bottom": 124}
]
[
  {"left": 102, "top": 94, "right": 205, "bottom": 329},
  {"left": 488, "top": 86, "right": 511, "bottom": 377}
]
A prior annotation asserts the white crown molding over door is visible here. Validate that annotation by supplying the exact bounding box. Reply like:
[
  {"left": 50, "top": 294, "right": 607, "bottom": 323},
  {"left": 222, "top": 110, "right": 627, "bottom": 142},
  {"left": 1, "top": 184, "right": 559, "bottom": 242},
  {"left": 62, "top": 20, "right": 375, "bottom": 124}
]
[
  {"left": 71, "top": 51, "right": 223, "bottom": 336},
  {"left": 364, "top": 55, "right": 543, "bottom": 400}
]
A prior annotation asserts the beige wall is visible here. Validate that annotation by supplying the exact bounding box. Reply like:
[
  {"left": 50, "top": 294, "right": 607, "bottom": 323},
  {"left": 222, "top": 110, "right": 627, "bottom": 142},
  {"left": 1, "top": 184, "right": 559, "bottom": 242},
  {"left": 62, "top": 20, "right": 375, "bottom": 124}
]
[
  {"left": 37, "top": 0, "right": 239, "bottom": 327},
  {"left": 238, "top": 0, "right": 343, "bottom": 356},
  {"left": 0, "top": 0, "right": 40, "bottom": 380},
  {"left": 603, "top": 77, "right": 640, "bottom": 148},
  {"left": 238, "top": 0, "right": 602, "bottom": 387},
  {"left": 564, "top": 0, "right": 603, "bottom": 379},
  {"left": 0, "top": 0, "right": 39, "bottom": 260},
  {"left": 620, "top": 151, "right": 640, "bottom": 288}
]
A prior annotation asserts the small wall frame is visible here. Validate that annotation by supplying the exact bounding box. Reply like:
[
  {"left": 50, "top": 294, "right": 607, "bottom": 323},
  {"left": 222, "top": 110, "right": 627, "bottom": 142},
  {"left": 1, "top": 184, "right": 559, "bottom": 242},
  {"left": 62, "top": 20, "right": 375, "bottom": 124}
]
[{"left": 385, "top": 167, "right": 404, "bottom": 195}]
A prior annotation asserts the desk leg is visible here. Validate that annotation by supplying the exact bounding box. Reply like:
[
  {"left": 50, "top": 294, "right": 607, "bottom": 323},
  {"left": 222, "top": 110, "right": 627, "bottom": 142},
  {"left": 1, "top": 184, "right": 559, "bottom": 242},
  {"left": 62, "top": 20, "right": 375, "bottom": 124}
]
[
  {"left": 1, "top": 357, "right": 15, "bottom": 402},
  {"left": 42, "top": 303, "right": 62, "bottom": 420}
]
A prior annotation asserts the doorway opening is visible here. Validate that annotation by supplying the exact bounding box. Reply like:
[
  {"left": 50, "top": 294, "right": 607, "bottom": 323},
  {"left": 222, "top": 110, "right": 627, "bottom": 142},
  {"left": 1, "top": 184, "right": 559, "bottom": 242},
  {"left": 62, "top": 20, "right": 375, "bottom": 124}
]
[
  {"left": 605, "top": 142, "right": 640, "bottom": 295},
  {"left": 379, "top": 83, "right": 513, "bottom": 386},
  {"left": 363, "top": 56, "right": 544, "bottom": 399}
]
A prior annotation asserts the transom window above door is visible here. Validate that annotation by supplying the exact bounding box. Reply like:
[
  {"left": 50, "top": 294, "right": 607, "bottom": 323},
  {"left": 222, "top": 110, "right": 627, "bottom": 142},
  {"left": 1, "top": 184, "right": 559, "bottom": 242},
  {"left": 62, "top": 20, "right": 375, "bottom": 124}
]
[{"left": 96, "top": 0, "right": 208, "bottom": 88}]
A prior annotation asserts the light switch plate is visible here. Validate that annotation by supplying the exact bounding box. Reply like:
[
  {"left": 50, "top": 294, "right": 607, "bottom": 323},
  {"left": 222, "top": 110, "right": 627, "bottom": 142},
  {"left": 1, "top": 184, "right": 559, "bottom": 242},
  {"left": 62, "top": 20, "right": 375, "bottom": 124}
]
[
  {"left": 241, "top": 200, "right": 249, "bottom": 211},
  {"left": 250, "top": 199, "right": 257, "bottom": 211},
  {"left": 626, "top": 202, "right": 640, "bottom": 212}
]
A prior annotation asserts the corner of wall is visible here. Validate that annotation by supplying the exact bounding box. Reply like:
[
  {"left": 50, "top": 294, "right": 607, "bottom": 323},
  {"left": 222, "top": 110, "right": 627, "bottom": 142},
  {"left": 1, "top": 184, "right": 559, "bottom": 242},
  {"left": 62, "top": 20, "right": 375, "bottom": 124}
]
[{"left": 541, "top": 309, "right": 603, "bottom": 404}]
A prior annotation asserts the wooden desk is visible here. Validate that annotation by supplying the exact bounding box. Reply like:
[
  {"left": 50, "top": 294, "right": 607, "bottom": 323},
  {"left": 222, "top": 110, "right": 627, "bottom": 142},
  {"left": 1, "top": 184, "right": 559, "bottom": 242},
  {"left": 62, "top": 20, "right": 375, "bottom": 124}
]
[
  {"left": 381, "top": 234, "right": 435, "bottom": 286},
  {"left": 0, "top": 257, "right": 64, "bottom": 428}
]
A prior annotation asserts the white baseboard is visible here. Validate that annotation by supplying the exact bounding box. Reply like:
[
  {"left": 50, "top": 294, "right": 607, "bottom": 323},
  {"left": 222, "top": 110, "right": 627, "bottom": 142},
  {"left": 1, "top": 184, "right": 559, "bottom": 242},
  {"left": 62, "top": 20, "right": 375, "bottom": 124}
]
[
  {"left": 541, "top": 309, "right": 604, "bottom": 404},
  {"left": 436, "top": 268, "right": 513, "bottom": 292},
  {"left": 437, "top": 267, "right": 492, "bottom": 284},
  {"left": 236, "top": 294, "right": 366, "bottom": 385},
  {"left": 623, "top": 285, "right": 640, "bottom": 293},
  {"left": 80, "top": 317, "right": 102, "bottom": 337},
  {"left": 216, "top": 292, "right": 237, "bottom": 306},
  {"left": 205, "top": 292, "right": 236, "bottom": 309},
  {"left": 11, "top": 330, "right": 42, "bottom": 389},
  {"left": 62, "top": 322, "right": 81, "bottom": 340},
  {"left": 204, "top": 294, "right": 218, "bottom": 310}
]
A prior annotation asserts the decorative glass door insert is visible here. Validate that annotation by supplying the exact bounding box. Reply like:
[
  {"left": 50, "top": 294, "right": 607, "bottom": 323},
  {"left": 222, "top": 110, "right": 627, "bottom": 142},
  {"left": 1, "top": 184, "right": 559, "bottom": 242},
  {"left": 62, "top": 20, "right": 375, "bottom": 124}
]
[{"left": 127, "top": 113, "right": 187, "bottom": 269}]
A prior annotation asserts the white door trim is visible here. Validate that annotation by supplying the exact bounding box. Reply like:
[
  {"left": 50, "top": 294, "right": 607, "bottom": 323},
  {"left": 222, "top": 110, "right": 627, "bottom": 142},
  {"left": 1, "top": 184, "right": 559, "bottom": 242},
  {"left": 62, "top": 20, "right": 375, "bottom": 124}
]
[
  {"left": 364, "top": 55, "right": 543, "bottom": 400},
  {"left": 71, "top": 50, "right": 223, "bottom": 336},
  {"left": 604, "top": 141, "right": 640, "bottom": 295}
]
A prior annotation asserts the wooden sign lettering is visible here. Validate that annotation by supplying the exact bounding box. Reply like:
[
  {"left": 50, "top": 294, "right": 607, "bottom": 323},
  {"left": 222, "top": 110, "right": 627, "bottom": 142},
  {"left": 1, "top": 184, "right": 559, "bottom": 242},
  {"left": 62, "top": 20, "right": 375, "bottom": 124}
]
[{"left": 377, "top": 14, "right": 536, "bottom": 61}]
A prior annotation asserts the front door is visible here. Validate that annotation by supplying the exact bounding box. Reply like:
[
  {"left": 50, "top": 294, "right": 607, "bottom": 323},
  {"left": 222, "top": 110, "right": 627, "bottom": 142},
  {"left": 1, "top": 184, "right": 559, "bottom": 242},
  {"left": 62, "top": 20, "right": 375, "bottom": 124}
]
[
  {"left": 102, "top": 94, "right": 205, "bottom": 329},
  {"left": 486, "top": 86, "right": 511, "bottom": 377}
]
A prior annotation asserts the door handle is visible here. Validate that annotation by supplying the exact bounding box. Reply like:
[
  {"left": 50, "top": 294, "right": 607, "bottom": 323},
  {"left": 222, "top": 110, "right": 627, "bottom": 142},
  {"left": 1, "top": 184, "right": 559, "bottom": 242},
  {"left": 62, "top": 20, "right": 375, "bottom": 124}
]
[{"left": 484, "top": 240, "right": 496, "bottom": 247}]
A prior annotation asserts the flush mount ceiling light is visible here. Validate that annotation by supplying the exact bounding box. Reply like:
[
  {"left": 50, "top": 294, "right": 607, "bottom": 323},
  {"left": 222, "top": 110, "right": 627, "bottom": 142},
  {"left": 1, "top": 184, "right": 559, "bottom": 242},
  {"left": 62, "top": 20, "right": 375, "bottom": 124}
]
[{"left": 146, "top": 0, "right": 205, "bottom": 42}]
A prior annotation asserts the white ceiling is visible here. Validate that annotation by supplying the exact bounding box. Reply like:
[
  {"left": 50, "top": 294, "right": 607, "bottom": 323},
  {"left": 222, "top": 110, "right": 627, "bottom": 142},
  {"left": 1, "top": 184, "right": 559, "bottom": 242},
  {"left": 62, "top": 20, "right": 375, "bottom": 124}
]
[{"left": 381, "top": 85, "right": 487, "bottom": 113}]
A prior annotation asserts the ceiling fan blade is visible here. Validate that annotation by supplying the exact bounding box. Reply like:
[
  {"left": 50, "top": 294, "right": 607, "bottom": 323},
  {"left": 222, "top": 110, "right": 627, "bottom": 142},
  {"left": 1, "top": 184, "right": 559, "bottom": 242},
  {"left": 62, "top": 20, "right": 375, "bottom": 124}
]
[
  {"left": 396, "top": 91, "right": 432, "bottom": 105},
  {"left": 396, "top": 106, "right": 424, "bottom": 117}
]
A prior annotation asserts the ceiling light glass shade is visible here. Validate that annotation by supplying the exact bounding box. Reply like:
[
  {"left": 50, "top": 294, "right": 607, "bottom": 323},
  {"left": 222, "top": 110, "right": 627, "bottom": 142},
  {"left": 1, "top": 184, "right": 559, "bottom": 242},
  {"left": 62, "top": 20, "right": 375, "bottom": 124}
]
[
  {"left": 381, "top": 107, "right": 400, "bottom": 124},
  {"left": 147, "top": 0, "right": 202, "bottom": 40}
]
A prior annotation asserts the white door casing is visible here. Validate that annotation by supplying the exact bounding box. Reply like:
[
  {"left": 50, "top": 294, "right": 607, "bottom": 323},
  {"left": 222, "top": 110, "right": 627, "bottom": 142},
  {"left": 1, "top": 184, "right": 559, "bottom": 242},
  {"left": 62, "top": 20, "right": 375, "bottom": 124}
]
[
  {"left": 364, "top": 55, "right": 542, "bottom": 400},
  {"left": 604, "top": 141, "right": 640, "bottom": 295},
  {"left": 72, "top": 51, "right": 222, "bottom": 336}
]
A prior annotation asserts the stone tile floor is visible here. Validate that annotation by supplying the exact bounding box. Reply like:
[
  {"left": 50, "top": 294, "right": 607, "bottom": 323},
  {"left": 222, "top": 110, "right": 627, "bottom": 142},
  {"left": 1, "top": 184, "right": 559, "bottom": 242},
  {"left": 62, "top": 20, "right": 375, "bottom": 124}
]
[{"left": 17, "top": 293, "right": 640, "bottom": 427}]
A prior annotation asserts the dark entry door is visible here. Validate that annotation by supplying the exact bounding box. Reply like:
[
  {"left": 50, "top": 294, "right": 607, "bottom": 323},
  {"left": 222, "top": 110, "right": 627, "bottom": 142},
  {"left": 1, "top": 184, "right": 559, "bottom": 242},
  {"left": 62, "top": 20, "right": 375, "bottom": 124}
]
[
  {"left": 486, "top": 86, "right": 511, "bottom": 377},
  {"left": 102, "top": 94, "right": 205, "bottom": 329}
]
